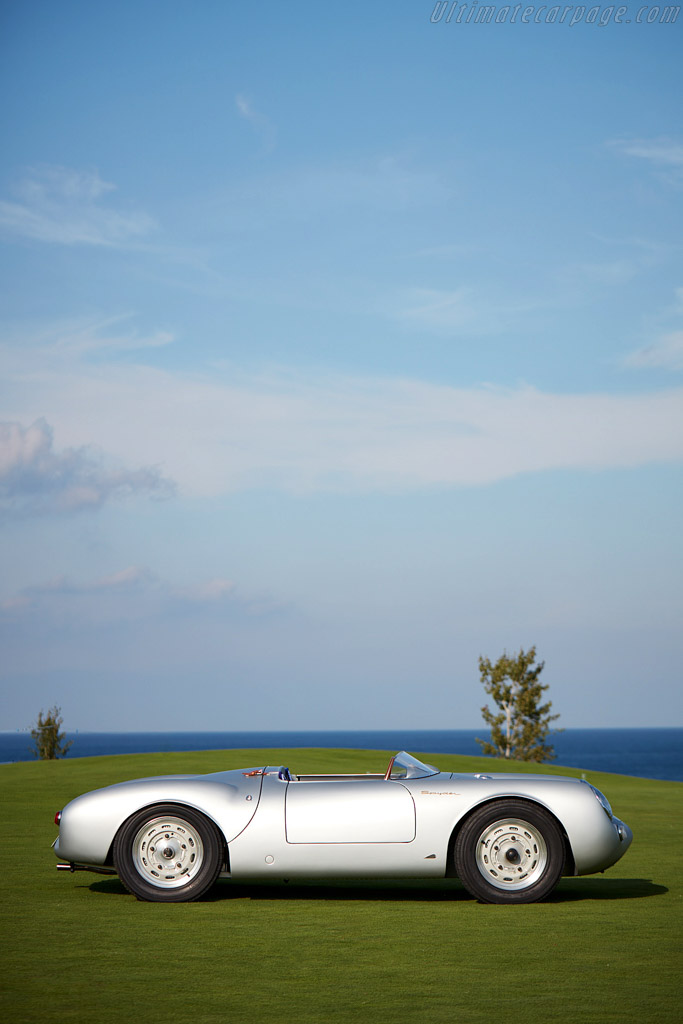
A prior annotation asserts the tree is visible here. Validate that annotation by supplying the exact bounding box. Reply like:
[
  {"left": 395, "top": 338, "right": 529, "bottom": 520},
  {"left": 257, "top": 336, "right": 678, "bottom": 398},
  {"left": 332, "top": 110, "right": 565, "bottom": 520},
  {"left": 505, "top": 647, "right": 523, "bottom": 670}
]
[
  {"left": 476, "top": 646, "right": 561, "bottom": 762},
  {"left": 31, "top": 706, "right": 73, "bottom": 760}
]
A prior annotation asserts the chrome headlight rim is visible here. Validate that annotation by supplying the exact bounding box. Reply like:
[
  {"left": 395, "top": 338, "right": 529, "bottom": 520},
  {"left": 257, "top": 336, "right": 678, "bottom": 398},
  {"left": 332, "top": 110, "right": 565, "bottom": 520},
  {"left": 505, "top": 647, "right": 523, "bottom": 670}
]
[{"left": 588, "top": 783, "right": 613, "bottom": 819}]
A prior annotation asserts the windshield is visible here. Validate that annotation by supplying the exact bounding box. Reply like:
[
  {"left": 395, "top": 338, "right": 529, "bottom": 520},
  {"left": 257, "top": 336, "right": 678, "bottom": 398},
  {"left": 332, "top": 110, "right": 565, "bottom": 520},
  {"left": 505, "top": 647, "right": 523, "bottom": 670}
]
[{"left": 389, "top": 751, "right": 439, "bottom": 780}]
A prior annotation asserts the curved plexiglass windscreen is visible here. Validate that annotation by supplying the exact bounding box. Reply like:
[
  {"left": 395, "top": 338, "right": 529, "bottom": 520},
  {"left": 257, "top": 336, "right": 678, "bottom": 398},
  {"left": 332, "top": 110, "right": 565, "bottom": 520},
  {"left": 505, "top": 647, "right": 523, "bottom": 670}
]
[{"left": 389, "top": 751, "right": 439, "bottom": 780}]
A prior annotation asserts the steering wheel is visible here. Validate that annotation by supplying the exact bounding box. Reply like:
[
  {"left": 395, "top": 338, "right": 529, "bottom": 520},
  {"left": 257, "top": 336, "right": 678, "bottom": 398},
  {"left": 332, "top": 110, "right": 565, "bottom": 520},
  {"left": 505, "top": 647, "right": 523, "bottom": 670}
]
[{"left": 384, "top": 756, "right": 395, "bottom": 781}]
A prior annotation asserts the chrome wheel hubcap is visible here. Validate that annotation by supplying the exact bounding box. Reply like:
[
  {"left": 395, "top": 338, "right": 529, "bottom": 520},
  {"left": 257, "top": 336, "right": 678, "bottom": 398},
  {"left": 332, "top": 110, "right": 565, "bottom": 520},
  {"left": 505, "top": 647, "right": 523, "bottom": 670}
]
[
  {"left": 132, "top": 816, "right": 204, "bottom": 889},
  {"left": 475, "top": 817, "right": 548, "bottom": 891}
]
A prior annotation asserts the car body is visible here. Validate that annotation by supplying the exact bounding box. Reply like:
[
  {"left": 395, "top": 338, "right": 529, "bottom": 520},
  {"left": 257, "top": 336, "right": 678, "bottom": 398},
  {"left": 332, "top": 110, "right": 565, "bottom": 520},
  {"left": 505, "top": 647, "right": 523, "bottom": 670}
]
[{"left": 53, "top": 751, "right": 632, "bottom": 904}]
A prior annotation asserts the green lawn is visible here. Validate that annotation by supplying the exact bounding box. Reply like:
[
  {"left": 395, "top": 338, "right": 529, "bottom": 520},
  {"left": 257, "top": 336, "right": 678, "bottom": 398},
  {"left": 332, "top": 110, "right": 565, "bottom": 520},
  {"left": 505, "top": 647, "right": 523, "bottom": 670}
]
[{"left": 2, "top": 748, "right": 681, "bottom": 1023}]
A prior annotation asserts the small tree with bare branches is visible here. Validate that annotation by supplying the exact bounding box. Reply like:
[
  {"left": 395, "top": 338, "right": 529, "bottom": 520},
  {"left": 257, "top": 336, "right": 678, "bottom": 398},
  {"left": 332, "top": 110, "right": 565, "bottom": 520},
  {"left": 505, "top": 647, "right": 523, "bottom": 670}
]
[{"left": 476, "top": 647, "right": 560, "bottom": 762}]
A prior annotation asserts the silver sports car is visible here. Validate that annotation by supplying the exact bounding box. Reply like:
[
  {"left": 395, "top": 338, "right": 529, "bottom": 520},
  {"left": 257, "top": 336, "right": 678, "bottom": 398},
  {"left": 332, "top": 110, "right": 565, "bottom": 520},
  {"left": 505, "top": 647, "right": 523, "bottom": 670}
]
[{"left": 53, "top": 751, "right": 632, "bottom": 904}]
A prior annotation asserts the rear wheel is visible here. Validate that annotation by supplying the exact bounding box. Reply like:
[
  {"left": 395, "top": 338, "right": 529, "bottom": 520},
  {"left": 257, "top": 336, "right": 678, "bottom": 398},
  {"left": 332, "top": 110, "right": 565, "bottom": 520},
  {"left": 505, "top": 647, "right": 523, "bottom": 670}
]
[
  {"left": 113, "top": 804, "right": 223, "bottom": 902},
  {"left": 454, "top": 800, "right": 565, "bottom": 904}
]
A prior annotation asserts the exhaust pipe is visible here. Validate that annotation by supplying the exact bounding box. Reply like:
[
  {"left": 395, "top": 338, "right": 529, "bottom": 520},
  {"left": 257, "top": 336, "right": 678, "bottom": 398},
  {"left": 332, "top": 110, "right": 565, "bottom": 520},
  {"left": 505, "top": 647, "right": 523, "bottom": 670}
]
[{"left": 56, "top": 862, "right": 117, "bottom": 876}]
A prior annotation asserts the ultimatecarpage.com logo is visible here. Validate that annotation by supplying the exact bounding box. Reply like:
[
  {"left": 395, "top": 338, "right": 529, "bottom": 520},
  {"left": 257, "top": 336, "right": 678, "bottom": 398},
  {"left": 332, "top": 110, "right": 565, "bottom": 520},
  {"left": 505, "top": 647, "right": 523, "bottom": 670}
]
[{"left": 429, "top": 1, "right": 680, "bottom": 23}]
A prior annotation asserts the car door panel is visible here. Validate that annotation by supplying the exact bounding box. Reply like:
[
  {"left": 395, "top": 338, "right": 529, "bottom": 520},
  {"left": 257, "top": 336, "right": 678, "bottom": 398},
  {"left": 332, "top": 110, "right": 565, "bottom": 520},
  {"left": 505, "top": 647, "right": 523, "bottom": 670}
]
[{"left": 285, "top": 780, "right": 416, "bottom": 844}]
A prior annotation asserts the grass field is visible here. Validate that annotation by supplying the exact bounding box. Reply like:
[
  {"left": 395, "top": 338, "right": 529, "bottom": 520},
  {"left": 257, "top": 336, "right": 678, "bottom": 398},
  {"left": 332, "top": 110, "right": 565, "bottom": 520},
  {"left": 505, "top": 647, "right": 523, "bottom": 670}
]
[{"left": 2, "top": 748, "right": 681, "bottom": 1023}]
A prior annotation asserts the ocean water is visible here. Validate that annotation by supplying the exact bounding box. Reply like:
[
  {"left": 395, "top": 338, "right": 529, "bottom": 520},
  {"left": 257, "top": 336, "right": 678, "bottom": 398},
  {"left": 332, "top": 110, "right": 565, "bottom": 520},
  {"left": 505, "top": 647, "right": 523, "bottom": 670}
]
[{"left": 1, "top": 727, "right": 681, "bottom": 781}]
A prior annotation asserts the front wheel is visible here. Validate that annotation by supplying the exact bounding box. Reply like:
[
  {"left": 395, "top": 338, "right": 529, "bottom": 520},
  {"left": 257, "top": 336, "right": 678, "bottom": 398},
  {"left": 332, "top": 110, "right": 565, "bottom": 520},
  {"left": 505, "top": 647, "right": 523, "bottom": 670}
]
[
  {"left": 113, "top": 804, "right": 223, "bottom": 902},
  {"left": 454, "top": 800, "right": 565, "bottom": 904}
]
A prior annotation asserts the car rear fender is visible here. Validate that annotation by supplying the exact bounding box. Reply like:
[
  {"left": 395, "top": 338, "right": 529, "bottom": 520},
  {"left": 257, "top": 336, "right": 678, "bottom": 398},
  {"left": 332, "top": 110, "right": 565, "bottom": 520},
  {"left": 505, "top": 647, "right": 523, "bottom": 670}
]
[{"left": 55, "top": 768, "right": 264, "bottom": 867}]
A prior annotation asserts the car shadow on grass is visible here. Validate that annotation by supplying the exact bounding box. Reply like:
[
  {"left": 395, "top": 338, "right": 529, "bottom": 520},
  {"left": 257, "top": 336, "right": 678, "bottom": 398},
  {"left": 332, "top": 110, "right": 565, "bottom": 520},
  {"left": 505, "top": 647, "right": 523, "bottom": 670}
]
[
  {"left": 86, "top": 876, "right": 667, "bottom": 903},
  {"left": 549, "top": 877, "right": 667, "bottom": 901}
]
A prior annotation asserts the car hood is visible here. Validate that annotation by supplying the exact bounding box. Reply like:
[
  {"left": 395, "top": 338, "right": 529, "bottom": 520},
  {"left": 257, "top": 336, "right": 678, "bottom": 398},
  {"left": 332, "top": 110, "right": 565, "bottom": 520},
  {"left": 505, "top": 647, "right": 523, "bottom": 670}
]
[{"left": 451, "top": 772, "right": 583, "bottom": 784}]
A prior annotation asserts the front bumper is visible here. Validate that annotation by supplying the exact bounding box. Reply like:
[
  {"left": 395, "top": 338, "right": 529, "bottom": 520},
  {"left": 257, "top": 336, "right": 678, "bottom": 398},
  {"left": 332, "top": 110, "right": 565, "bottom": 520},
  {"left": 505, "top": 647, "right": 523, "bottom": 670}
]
[{"left": 600, "top": 816, "right": 633, "bottom": 872}]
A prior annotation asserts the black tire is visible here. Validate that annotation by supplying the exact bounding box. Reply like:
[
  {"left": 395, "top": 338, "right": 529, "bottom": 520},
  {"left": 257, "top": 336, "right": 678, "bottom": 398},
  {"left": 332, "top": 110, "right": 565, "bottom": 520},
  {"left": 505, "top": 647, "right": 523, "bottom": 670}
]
[
  {"left": 454, "top": 799, "right": 565, "bottom": 904},
  {"left": 113, "top": 804, "right": 223, "bottom": 902}
]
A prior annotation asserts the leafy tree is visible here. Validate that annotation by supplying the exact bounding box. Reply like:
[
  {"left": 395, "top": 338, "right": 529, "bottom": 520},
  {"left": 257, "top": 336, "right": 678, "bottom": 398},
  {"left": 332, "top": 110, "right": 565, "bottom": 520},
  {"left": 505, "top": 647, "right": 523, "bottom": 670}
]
[
  {"left": 476, "top": 646, "right": 561, "bottom": 762},
  {"left": 31, "top": 706, "right": 73, "bottom": 760}
]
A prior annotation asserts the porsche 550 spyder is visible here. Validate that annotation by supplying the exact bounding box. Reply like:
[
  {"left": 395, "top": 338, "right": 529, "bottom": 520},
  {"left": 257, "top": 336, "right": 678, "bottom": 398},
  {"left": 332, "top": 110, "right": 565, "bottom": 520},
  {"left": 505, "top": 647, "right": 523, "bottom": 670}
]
[{"left": 53, "top": 751, "right": 632, "bottom": 904}]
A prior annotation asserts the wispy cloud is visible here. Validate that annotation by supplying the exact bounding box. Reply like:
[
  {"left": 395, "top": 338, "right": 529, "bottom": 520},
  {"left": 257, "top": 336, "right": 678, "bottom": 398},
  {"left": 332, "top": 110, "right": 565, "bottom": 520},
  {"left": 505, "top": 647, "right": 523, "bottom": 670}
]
[
  {"left": 625, "top": 331, "right": 683, "bottom": 371},
  {"left": 176, "top": 578, "right": 235, "bottom": 602},
  {"left": 0, "top": 567, "right": 269, "bottom": 624},
  {"left": 211, "top": 155, "right": 450, "bottom": 232},
  {"left": 295, "top": 156, "right": 449, "bottom": 212},
  {"left": 624, "top": 287, "right": 683, "bottom": 371},
  {"left": 564, "top": 260, "right": 639, "bottom": 287},
  {"left": 393, "top": 286, "right": 479, "bottom": 333},
  {"left": 49, "top": 314, "right": 174, "bottom": 356},
  {"left": 1, "top": 566, "right": 155, "bottom": 607},
  {"left": 411, "top": 242, "right": 483, "bottom": 260},
  {"left": 390, "top": 285, "right": 540, "bottom": 336},
  {"left": 610, "top": 137, "right": 683, "bottom": 186},
  {"left": 0, "top": 166, "right": 155, "bottom": 246},
  {"left": 235, "top": 93, "right": 276, "bottom": 151},
  {"left": 1, "top": 315, "right": 175, "bottom": 366},
  {"left": 88, "top": 566, "right": 154, "bottom": 591},
  {"left": 0, "top": 419, "right": 174, "bottom": 517}
]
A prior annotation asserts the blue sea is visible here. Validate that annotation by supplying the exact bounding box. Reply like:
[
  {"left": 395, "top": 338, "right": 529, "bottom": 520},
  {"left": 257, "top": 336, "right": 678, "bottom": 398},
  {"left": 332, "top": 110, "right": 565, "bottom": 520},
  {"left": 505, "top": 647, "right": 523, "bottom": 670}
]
[{"left": 1, "top": 727, "right": 681, "bottom": 781}]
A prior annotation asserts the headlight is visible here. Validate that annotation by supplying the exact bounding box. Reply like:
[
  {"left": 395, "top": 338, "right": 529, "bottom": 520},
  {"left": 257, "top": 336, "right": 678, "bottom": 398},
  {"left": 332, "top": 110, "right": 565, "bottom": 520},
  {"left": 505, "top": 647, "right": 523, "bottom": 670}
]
[{"left": 589, "top": 785, "right": 613, "bottom": 819}]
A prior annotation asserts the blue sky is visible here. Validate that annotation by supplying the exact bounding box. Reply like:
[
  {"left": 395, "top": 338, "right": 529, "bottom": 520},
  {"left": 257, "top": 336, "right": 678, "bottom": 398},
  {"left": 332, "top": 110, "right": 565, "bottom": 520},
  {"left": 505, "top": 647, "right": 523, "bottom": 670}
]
[{"left": 1, "top": 1, "right": 682, "bottom": 732}]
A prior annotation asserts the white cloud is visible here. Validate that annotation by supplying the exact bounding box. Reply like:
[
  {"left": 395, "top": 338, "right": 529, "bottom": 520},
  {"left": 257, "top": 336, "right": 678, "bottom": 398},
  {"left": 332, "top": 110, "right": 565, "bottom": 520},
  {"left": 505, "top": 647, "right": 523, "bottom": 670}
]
[
  {"left": 625, "top": 331, "right": 683, "bottom": 371},
  {"left": 0, "top": 419, "right": 174, "bottom": 517},
  {"left": 3, "top": 323, "right": 683, "bottom": 496},
  {"left": 0, "top": 165, "right": 155, "bottom": 246},
  {"left": 610, "top": 137, "right": 683, "bottom": 185}
]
